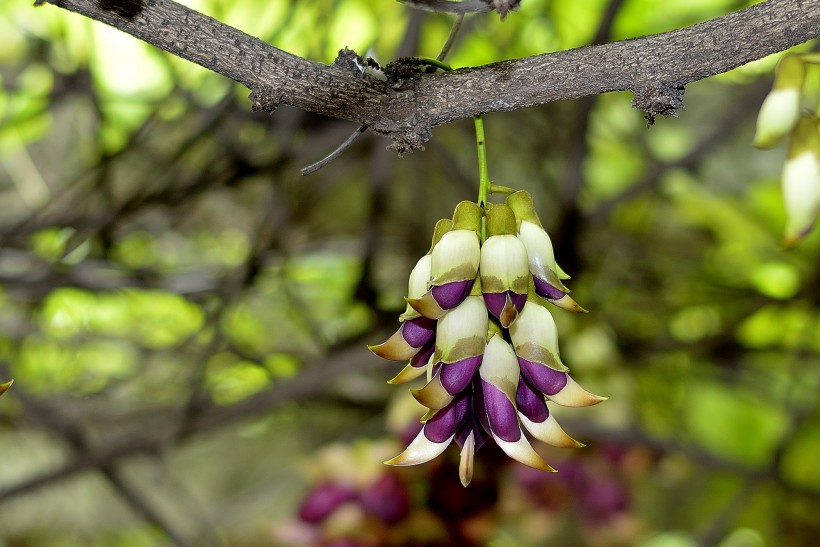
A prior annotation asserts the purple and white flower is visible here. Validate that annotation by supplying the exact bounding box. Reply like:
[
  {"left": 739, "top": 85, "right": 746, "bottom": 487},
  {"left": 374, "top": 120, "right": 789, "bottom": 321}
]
[
  {"left": 480, "top": 204, "right": 530, "bottom": 327},
  {"left": 407, "top": 202, "right": 482, "bottom": 319}
]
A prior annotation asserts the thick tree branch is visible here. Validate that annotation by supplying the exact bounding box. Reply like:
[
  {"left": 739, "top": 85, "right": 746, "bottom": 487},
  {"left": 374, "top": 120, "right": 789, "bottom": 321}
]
[{"left": 42, "top": 0, "right": 819, "bottom": 152}]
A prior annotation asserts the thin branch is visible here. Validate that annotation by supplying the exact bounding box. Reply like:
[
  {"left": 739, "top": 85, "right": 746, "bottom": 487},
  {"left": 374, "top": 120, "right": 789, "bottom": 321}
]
[
  {"left": 40, "top": 0, "right": 820, "bottom": 153},
  {"left": 300, "top": 124, "right": 368, "bottom": 176},
  {"left": 437, "top": 14, "right": 465, "bottom": 62}
]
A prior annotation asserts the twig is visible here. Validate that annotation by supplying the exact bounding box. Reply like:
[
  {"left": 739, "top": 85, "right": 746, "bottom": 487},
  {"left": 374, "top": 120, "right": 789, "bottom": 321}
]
[
  {"left": 300, "top": 124, "right": 368, "bottom": 176},
  {"left": 437, "top": 13, "right": 464, "bottom": 62}
]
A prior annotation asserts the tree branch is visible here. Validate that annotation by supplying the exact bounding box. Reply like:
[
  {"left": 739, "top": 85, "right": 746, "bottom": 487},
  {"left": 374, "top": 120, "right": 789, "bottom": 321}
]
[{"left": 42, "top": 0, "right": 819, "bottom": 152}]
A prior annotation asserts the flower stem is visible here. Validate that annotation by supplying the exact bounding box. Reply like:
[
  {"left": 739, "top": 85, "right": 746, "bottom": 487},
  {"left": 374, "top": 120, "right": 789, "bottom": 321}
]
[
  {"left": 475, "top": 114, "right": 489, "bottom": 208},
  {"left": 489, "top": 183, "right": 516, "bottom": 195}
]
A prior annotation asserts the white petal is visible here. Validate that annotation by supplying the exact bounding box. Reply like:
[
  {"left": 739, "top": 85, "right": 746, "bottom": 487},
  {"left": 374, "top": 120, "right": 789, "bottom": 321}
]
[
  {"left": 436, "top": 296, "right": 488, "bottom": 362},
  {"left": 509, "top": 302, "right": 568, "bottom": 371},
  {"left": 519, "top": 412, "right": 584, "bottom": 448},
  {"left": 431, "top": 230, "right": 480, "bottom": 282},
  {"left": 479, "top": 235, "right": 529, "bottom": 288},
  {"left": 458, "top": 431, "right": 476, "bottom": 487},
  {"left": 782, "top": 149, "right": 820, "bottom": 244},
  {"left": 492, "top": 433, "right": 555, "bottom": 472},
  {"left": 407, "top": 255, "right": 432, "bottom": 300},
  {"left": 478, "top": 334, "right": 520, "bottom": 400},
  {"left": 384, "top": 428, "right": 454, "bottom": 466},
  {"left": 546, "top": 375, "right": 607, "bottom": 407},
  {"left": 754, "top": 88, "right": 802, "bottom": 149},
  {"left": 517, "top": 221, "right": 560, "bottom": 283}
]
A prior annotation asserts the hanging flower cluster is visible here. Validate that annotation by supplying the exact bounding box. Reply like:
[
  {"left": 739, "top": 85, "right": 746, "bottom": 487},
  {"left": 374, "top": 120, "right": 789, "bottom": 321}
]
[
  {"left": 369, "top": 190, "right": 605, "bottom": 487},
  {"left": 753, "top": 53, "right": 820, "bottom": 247}
]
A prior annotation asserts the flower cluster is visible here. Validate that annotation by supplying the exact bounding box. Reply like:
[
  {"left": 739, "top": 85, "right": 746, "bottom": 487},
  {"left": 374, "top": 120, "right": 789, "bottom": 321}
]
[
  {"left": 753, "top": 53, "right": 820, "bottom": 247},
  {"left": 369, "top": 191, "right": 605, "bottom": 486}
]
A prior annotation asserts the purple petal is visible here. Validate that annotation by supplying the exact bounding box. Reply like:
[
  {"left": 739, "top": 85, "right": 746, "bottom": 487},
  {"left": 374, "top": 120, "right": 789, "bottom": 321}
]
[
  {"left": 401, "top": 317, "right": 436, "bottom": 348},
  {"left": 431, "top": 279, "right": 474, "bottom": 309},
  {"left": 298, "top": 482, "right": 358, "bottom": 523},
  {"left": 440, "top": 355, "right": 482, "bottom": 394},
  {"left": 455, "top": 412, "right": 487, "bottom": 452},
  {"left": 410, "top": 342, "right": 435, "bottom": 368},
  {"left": 533, "top": 275, "right": 566, "bottom": 300},
  {"left": 481, "top": 380, "right": 521, "bottom": 443},
  {"left": 510, "top": 292, "right": 527, "bottom": 313},
  {"left": 473, "top": 380, "right": 492, "bottom": 437},
  {"left": 518, "top": 357, "right": 568, "bottom": 395},
  {"left": 482, "top": 292, "right": 506, "bottom": 319},
  {"left": 516, "top": 378, "right": 550, "bottom": 423},
  {"left": 424, "top": 394, "right": 470, "bottom": 443}
]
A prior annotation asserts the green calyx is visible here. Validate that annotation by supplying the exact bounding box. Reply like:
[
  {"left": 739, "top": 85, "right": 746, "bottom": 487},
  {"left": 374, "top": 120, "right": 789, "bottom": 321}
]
[
  {"left": 788, "top": 117, "right": 820, "bottom": 159},
  {"left": 452, "top": 201, "right": 483, "bottom": 233},
  {"left": 485, "top": 203, "right": 517, "bottom": 237},
  {"left": 773, "top": 54, "right": 806, "bottom": 91},
  {"left": 468, "top": 275, "right": 483, "bottom": 296},
  {"left": 429, "top": 218, "right": 453, "bottom": 253},
  {"left": 506, "top": 190, "right": 543, "bottom": 228},
  {"left": 486, "top": 318, "right": 503, "bottom": 340}
]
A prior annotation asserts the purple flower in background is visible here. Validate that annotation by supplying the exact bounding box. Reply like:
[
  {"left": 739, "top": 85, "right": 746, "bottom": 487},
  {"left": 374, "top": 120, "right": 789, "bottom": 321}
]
[{"left": 298, "top": 482, "right": 358, "bottom": 524}]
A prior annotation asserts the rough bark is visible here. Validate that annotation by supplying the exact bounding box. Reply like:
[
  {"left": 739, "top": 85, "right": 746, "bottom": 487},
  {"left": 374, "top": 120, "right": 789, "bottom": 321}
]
[{"left": 42, "top": 0, "right": 820, "bottom": 152}]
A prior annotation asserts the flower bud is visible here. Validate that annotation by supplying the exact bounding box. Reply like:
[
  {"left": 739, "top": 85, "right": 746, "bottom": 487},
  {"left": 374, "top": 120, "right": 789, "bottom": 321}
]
[
  {"left": 507, "top": 192, "right": 585, "bottom": 313},
  {"left": 369, "top": 250, "right": 436, "bottom": 361},
  {"left": 367, "top": 316, "right": 435, "bottom": 361},
  {"left": 516, "top": 379, "right": 583, "bottom": 448},
  {"left": 398, "top": 254, "right": 434, "bottom": 323},
  {"left": 411, "top": 295, "right": 487, "bottom": 409},
  {"left": 384, "top": 394, "right": 470, "bottom": 466},
  {"left": 434, "top": 294, "right": 488, "bottom": 364},
  {"left": 509, "top": 300, "right": 568, "bottom": 372},
  {"left": 480, "top": 204, "right": 530, "bottom": 327},
  {"left": 518, "top": 358, "right": 606, "bottom": 407},
  {"left": 407, "top": 202, "right": 482, "bottom": 319},
  {"left": 477, "top": 334, "right": 554, "bottom": 472},
  {"left": 781, "top": 117, "right": 820, "bottom": 248},
  {"left": 387, "top": 343, "right": 434, "bottom": 385},
  {"left": 754, "top": 55, "right": 806, "bottom": 149}
]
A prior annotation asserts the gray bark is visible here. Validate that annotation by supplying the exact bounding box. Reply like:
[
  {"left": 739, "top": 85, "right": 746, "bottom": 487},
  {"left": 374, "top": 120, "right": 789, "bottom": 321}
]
[{"left": 42, "top": 0, "right": 820, "bottom": 152}]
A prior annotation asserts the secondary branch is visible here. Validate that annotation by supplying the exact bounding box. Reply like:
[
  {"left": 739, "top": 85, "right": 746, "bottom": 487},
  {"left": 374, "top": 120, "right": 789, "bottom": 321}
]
[{"left": 42, "top": 0, "right": 820, "bottom": 152}]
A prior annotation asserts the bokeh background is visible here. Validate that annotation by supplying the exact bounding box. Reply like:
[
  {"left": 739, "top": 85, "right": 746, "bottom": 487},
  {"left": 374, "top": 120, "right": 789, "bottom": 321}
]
[{"left": 1, "top": 0, "right": 819, "bottom": 545}]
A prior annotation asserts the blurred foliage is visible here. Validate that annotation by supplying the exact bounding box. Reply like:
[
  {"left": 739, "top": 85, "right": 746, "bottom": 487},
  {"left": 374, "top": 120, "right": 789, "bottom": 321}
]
[{"left": 0, "top": 0, "right": 819, "bottom": 545}]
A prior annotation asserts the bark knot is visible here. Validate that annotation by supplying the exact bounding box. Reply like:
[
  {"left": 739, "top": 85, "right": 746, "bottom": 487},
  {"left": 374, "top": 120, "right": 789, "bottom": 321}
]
[{"left": 632, "top": 83, "right": 686, "bottom": 126}]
